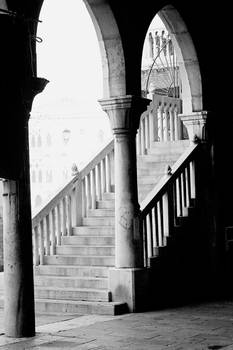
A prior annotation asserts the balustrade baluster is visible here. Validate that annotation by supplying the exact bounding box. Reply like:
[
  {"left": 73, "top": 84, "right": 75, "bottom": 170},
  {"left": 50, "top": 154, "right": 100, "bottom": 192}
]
[
  {"left": 56, "top": 203, "right": 62, "bottom": 245},
  {"left": 70, "top": 186, "right": 77, "bottom": 227},
  {"left": 44, "top": 216, "right": 50, "bottom": 255},
  {"left": 153, "top": 204, "right": 159, "bottom": 251},
  {"left": 149, "top": 110, "right": 155, "bottom": 144},
  {"left": 177, "top": 175, "right": 183, "bottom": 216},
  {"left": 163, "top": 105, "right": 169, "bottom": 142},
  {"left": 143, "top": 218, "right": 148, "bottom": 267},
  {"left": 100, "top": 158, "right": 106, "bottom": 194},
  {"left": 137, "top": 126, "right": 142, "bottom": 155},
  {"left": 146, "top": 214, "right": 152, "bottom": 258},
  {"left": 86, "top": 173, "right": 92, "bottom": 211},
  {"left": 39, "top": 220, "right": 44, "bottom": 265},
  {"left": 61, "top": 197, "right": 67, "bottom": 236},
  {"left": 49, "top": 209, "right": 56, "bottom": 255},
  {"left": 151, "top": 207, "right": 156, "bottom": 254},
  {"left": 33, "top": 227, "right": 39, "bottom": 266},
  {"left": 181, "top": 171, "right": 187, "bottom": 209},
  {"left": 169, "top": 106, "right": 174, "bottom": 141},
  {"left": 82, "top": 179, "right": 87, "bottom": 218},
  {"left": 110, "top": 149, "right": 115, "bottom": 191},
  {"left": 174, "top": 106, "right": 178, "bottom": 140},
  {"left": 186, "top": 165, "right": 191, "bottom": 207},
  {"left": 96, "top": 163, "right": 102, "bottom": 201},
  {"left": 90, "top": 168, "right": 96, "bottom": 209},
  {"left": 158, "top": 104, "right": 163, "bottom": 141},
  {"left": 106, "top": 154, "right": 111, "bottom": 192},
  {"left": 157, "top": 200, "right": 164, "bottom": 246},
  {"left": 190, "top": 160, "right": 196, "bottom": 199},
  {"left": 67, "top": 194, "right": 72, "bottom": 236},
  {"left": 162, "top": 192, "right": 169, "bottom": 238},
  {"left": 145, "top": 114, "right": 150, "bottom": 151}
]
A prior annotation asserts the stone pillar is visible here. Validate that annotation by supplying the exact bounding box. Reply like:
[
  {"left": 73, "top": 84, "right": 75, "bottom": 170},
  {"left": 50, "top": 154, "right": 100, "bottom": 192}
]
[
  {"left": 99, "top": 95, "right": 150, "bottom": 311},
  {"left": 2, "top": 118, "right": 35, "bottom": 337},
  {"left": 180, "top": 111, "right": 207, "bottom": 142},
  {"left": 1, "top": 78, "right": 48, "bottom": 338}
]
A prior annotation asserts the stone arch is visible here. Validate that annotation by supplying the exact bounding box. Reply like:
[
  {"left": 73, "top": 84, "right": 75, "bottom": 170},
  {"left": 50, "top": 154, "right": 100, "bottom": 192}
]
[
  {"left": 82, "top": 0, "right": 126, "bottom": 97},
  {"left": 158, "top": 5, "right": 202, "bottom": 113}
]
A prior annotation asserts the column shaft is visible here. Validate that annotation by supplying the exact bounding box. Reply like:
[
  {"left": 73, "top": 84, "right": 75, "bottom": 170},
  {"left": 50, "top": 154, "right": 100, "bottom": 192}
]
[
  {"left": 114, "top": 132, "right": 142, "bottom": 268},
  {"left": 2, "top": 124, "right": 35, "bottom": 338}
]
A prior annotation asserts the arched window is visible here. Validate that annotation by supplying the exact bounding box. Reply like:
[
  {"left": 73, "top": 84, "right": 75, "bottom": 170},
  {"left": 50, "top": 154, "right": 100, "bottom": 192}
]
[
  {"left": 35, "top": 195, "right": 42, "bottom": 208},
  {"left": 32, "top": 170, "right": 36, "bottom": 183},
  {"left": 31, "top": 135, "right": 36, "bottom": 148},
  {"left": 38, "top": 170, "right": 42, "bottom": 183},
  {"left": 37, "top": 135, "right": 42, "bottom": 147},
  {"left": 46, "top": 133, "right": 52, "bottom": 147}
]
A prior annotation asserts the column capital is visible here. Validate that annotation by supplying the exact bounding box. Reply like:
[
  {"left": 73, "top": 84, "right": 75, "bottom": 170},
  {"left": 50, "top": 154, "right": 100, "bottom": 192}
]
[
  {"left": 179, "top": 111, "right": 208, "bottom": 142},
  {"left": 99, "top": 95, "right": 150, "bottom": 135},
  {"left": 22, "top": 77, "right": 49, "bottom": 116}
]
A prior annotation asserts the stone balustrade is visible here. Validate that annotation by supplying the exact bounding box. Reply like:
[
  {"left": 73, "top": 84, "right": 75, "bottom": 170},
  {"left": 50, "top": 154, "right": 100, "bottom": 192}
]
[
  {"left": 32, "top": 140, "right": 114, "bottom": 265},
  {"left": 140, "top": 142, "right": 198, "bottom": 266},
  {"left": 136, "top": 94, "right": 183, "bottom": 155}
]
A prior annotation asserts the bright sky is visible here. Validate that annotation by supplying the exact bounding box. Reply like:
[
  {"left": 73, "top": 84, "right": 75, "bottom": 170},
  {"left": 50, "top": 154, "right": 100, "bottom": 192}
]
[{"left": 32, "top": 0, "right": 104, "bottom": 116}]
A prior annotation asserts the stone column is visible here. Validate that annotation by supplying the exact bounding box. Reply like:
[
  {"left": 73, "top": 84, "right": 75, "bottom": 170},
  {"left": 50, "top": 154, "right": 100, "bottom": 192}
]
[
  {"left": 99, "top": 95, "right": 150, "bottom": 311},
  {"left": 2, "top": 117, "right": 35, "bottom": 337},
  {"left": 2, "top": 78, "right": 48, "bottom": 338},
  {"left": 180, "top": 111, "right": 207, "bottom": 142}
]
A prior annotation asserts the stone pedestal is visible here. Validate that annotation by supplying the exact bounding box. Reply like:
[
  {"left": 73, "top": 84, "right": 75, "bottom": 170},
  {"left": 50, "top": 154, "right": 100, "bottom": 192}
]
[
  {"left": 180, "top": 111, "right": 207, "bottom": 142},
  {"left": 109, "top": 267, "right": 151, "bottom": 312}
]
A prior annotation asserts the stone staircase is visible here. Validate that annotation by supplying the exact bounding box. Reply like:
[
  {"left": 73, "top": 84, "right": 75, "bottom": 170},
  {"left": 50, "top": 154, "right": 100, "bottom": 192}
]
[{"left": 32, "top": 140, "right": 189, "bottom": 315}]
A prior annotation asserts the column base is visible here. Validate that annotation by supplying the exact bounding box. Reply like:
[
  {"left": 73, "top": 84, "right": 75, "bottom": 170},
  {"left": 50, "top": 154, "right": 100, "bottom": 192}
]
[{"left": 109, "top": 267, "right": 151, "bottom": 312}]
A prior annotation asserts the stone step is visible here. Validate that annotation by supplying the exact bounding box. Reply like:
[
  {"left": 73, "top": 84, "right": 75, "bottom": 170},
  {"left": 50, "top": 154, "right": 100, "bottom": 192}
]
[
  {"left": 34, "top": 275, "right": 108, "bottom": 290},
  {"left": 44, "top": 255, "right": 114, "bottom": 266},
  {"left": 87, "top": 209, "right": 115, "bottom": 217},
  {"left": 137, "top": 165, "right": 167, "bottom": 175},
  {"left": 138, "top": 153, "right": 181, "bottom": 162},
  {"left": 102, "top": 192, "right": 115, "bottom": 200},
  {"left": 137, "top": 160, "right": 173, "bottom": 170},
  {"left": 137, "top": 175, "right": 162, "bottom": 185},
  {"left": 72, "top": 226, "right": 115, "bottom": 236},
  {"left": 61, "top": 235, "right": 115, "bottom": 246},
  {"left": 149, "top": 140, "right": 189, "bottom": 151},
  {"left": 34, "top": 265, "right": 109, "bottom": 278},
  {"left": 35, "top": 286, "right": 110, "bottom": 302},
  {"left": 96, "top": 200, "right": 115, "bottom": 209},
  {"left": 82, "top": 217, "right": 115, "bottom": 226},
  {"left": 138, "top": 183, "right": 155, "bottom": 194},
  {"left": 35, "top": 299, "right": 128, "bottom": 315},
  {"left": 56, "top": 245, "right": 115, "bottom": 256}
]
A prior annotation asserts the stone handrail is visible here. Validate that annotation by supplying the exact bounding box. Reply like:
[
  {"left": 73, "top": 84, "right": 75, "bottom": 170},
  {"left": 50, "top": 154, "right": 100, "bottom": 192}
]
[
  {"left": 140, "top": 142, "right": 200, "bottom": 267},
  {"left": 32, "top": 139, "right": 114, "bottom": 265},
  {"left": 136, "top": 94, "right": 183, "bottom": 155}
]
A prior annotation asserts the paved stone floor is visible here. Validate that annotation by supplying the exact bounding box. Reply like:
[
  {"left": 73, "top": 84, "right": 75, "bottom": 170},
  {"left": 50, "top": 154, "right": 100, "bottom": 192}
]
[{"left": 0, "top": 300, "right": 233, "bottom": 349}]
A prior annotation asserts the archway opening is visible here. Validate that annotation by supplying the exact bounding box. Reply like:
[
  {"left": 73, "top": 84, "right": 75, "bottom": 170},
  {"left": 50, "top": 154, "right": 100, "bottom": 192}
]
[
  {"left": 29, "top": 0, "right": 112, "bottom": 214},
  {"left": 141, "top": 6, "right": 202, "bottom": 115}
]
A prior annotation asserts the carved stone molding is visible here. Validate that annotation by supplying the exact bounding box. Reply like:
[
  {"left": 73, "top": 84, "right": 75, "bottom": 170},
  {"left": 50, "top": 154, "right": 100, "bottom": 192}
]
[
  {"left": 180, "top": 111, "right": 207, "bottom": 142},
  {"left": 99, "top": 95, "right": 150, "bottom": 135}
]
